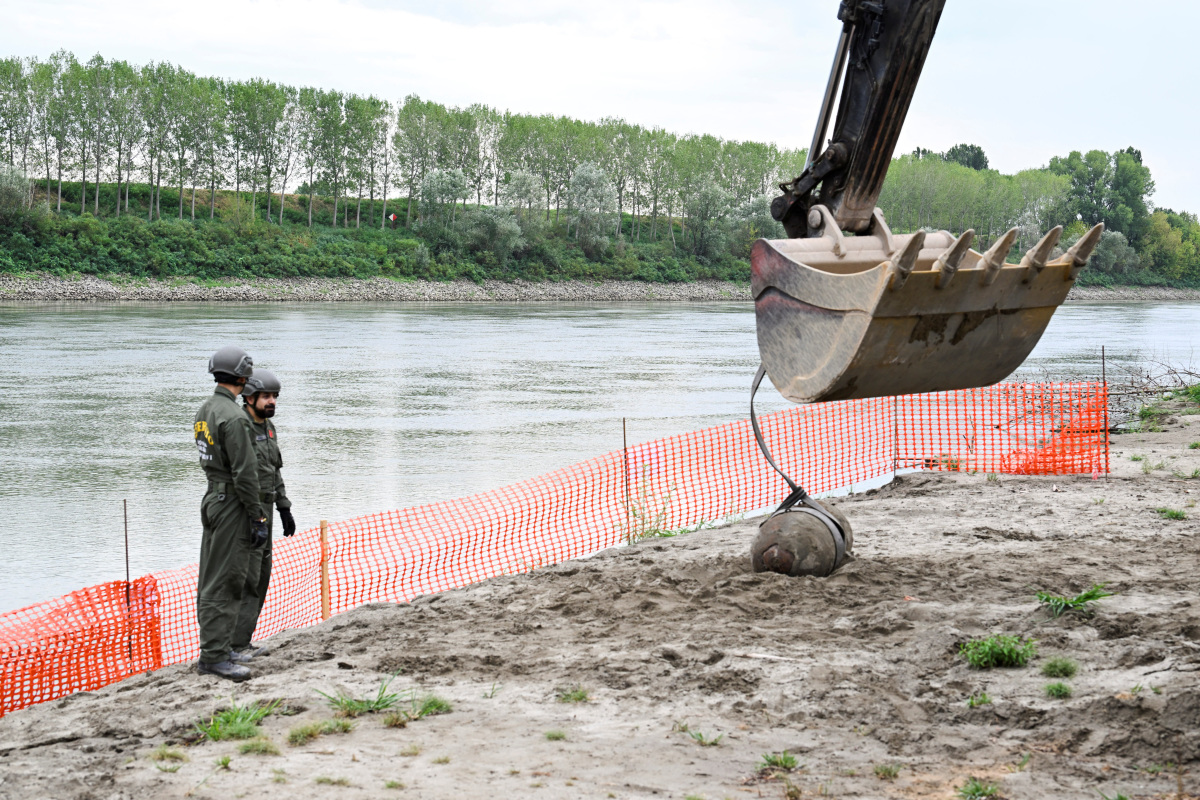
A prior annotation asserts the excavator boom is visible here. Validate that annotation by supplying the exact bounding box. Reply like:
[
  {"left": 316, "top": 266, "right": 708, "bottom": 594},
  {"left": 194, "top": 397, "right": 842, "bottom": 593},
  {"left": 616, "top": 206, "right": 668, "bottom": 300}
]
[{"left": 772, "top": 0, "right": 946, "bottom": 238}]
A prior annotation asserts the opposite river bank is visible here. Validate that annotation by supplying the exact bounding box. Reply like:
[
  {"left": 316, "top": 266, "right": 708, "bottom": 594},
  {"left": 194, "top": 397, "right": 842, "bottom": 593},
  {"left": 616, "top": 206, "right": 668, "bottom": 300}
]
[{"left": 2, "top": 272, "right": 1200, "bottom": 303}]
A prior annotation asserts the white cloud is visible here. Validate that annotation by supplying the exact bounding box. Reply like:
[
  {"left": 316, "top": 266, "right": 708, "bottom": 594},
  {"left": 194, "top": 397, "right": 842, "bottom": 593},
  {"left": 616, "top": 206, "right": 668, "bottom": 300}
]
[{"left": 2, "top": 0, "right": 1195, "bottom": 210}]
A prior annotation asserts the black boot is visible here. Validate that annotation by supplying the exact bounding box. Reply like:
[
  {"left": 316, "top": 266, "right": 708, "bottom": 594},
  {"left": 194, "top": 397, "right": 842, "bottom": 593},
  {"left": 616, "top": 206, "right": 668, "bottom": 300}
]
[
  {"left": 198, "top": 659, "right": 251, "bottom": 681},
  {"left": 230, "top": 645, "right": 268, "bottom": 664}
]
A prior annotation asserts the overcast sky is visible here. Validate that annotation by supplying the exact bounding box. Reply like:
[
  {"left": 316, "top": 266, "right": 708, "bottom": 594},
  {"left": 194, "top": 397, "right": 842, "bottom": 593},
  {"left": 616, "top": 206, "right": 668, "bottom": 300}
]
[{"left": 3, "top": 0, "right": 1196, "bottom": 211}]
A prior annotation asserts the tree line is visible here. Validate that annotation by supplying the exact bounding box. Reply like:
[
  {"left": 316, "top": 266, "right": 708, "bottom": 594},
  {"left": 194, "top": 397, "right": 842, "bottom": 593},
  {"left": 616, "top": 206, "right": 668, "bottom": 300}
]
[
  {"left": 0, "top": 51, "right": 805, "bottom": 237},
  {"left": 0, "top": 50, "right": 1196, "bottom": 284}
]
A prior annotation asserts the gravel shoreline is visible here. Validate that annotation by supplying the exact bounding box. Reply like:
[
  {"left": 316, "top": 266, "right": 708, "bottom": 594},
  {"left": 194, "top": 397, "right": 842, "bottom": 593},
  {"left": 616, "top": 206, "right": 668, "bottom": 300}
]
[{"left": 1, "top": 272, "right": 1197, "bottom": 303}]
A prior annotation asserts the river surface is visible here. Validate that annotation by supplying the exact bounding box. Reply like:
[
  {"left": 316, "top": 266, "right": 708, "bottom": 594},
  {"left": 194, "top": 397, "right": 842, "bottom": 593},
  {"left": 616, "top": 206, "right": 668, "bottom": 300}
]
[{"left": 1, "top": 300, "right": 1198, "bottom": 611}]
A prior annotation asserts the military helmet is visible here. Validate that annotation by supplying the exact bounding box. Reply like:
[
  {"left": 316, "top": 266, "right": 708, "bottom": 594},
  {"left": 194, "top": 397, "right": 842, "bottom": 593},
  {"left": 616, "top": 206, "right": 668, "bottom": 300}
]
[
  {"left": 207, "top": 346, "right": 254, "bottom": 379},
  {"left": 243, "top": 368, "right": 282, "bottom": 398}
]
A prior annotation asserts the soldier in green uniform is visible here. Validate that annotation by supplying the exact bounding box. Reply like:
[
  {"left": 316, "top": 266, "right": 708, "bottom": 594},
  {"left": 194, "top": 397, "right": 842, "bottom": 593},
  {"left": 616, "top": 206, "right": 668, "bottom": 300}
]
[
  {"left": 193, "top": 346, "right": 268, "bottom": 682},
  {"left": 230, "top": 368, "right": 295, "bottom": 659}
]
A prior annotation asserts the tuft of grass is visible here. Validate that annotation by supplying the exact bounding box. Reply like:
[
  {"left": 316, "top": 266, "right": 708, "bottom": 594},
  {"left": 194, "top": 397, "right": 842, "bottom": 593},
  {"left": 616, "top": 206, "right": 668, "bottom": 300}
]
[
  {"left": 149, "top": 744, "right": 188, "bottom": 763},
  {"left": 272, "top": 768, "right": 287, "bottom": 783},
  {"left": 957, "top": 776, "right": 1000, "bottom": 798},
  {"left": 215, "top": 755, "right": 231, "bottom": 770},
  {"left": 960, "top": 634, "right": 1037, "bottom": 668},
  {"left": 1041, "top": 657, "right": 1078, "bottom": 678},
  {"left": 483, "top": 682, "right": 502, "bottom": 699},
  {"left": 985, "top": 472, "right": 999, "bottom": 483},
  {"left": 399, "top": 743, "right": 422, "bottom": 757},
  {"left": 382, "top": 711, "right": 409, "bottom": 729},
  {"left": 1156, "top": 507, "right": 1188, "bottom": 520},
  {"left": 1098, "top": 793, "right": 1131, "bottom": 800},
  {"left": 759, "top": 751, "right": 798, "bottom": 771},
  {"left": 1130, "top": 455, "right": 1145, "bottom": 461},
  {"left": 966, "top": 692, "right": 992, "bottom": 708},
  {"left": 239, "top": 737, "right": 280, "bottom": 755},
  {"left": 155, "top": 762, "right": 181, "bottom": 773},
  {"left": 556, "top": 686, "right": 591, "bottom": 704},
  {"left": 317, "top": 675, "right": 402, "bottom": 717},
  {"left": 432, "top": 755, "right": 450, "bottom": 764},
  {"left": 1045, "top": 681, "right": 1073, "bottom": 699},
  {"left": 287, "top": 719, "right": 354, "bottom": 746},
  {"left": 671, "top": 720, "right": 691, "bottom": 733},
  {"left": 195, "top": 698, "right": 280, "bottom": 741},
  {"left": 688, "top": 730, "right": 723, "bottom": 747},
  {"left": 545, "top": 730, "right": 567, "bottom": 741},
  {"left": 410, "top": 694, "right": 452, "bottom": 719},
  {"left": 1036, "top": 584, "right": 1114, "bottom": 618},
  {"left": 385, "top": 780, "right": 406, "bottom": 789},
  {"left": 314, "top": 776, "right": 351, "bottom": 786},
  {"left": 874, "top": 763, "right": 900, "bottom": 780},
  {"left": 1188, "top": 442, "right": 1200, "bottom": 450}
]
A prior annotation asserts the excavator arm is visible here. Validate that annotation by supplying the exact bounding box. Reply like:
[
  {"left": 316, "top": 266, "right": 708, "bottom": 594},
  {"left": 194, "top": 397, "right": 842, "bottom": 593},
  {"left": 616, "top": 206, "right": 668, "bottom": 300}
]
[{"left": 771, "top": 0, "right": 946, "bottom": 238}]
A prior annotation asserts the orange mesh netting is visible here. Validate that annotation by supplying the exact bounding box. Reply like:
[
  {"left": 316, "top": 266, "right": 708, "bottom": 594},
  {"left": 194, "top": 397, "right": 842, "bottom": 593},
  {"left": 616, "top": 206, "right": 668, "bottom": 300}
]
[{"left": 0, "top": 382, "right": 1109, "bottom": 717}]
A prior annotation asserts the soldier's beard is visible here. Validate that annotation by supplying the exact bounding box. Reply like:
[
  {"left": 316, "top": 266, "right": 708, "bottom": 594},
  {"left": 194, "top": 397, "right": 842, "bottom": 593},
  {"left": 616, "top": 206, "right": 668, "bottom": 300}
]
[{"left": 256, "top": 404, "right": 276, "bottom": 418}]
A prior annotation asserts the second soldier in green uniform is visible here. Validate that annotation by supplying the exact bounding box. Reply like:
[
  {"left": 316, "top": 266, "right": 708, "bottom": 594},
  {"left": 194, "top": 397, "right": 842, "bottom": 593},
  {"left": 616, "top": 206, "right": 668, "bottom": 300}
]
[
  {"left": 194, "top": 346, "right": 268, "bottom": 682},
  {"left": 231, "top": 368, "right": 295, "bottom": 659}
]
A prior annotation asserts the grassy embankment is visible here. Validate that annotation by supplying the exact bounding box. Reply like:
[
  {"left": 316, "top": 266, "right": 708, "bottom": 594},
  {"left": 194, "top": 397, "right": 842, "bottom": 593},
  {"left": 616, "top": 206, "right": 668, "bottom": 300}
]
[
  {"left": 4, "top": 180, "right": 1198, "bottom": 289},
  {"left": 0, "top": 181, "right": 746, "bottom": 285}
]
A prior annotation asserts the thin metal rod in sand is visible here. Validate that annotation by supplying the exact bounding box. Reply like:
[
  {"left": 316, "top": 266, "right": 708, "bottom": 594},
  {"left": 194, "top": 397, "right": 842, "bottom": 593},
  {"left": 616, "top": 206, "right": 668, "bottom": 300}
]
[{"left": 124, "top": 499, "right": 131, "bottom": 664}]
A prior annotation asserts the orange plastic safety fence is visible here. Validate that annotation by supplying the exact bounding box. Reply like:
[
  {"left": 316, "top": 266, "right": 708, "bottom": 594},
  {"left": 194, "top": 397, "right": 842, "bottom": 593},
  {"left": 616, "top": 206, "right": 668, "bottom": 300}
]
[
  {"left": 0, "top": 382, "right": 1108, "bottom": 717},
  {"left": 0, "top": 577, "right": 161, "bottom": 717}
]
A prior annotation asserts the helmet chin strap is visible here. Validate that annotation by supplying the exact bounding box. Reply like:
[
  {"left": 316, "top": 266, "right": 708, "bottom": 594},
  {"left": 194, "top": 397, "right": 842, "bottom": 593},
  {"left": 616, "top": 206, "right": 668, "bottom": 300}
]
[{"left": 751, "top": 364, "right": 848, "bottom": 565}]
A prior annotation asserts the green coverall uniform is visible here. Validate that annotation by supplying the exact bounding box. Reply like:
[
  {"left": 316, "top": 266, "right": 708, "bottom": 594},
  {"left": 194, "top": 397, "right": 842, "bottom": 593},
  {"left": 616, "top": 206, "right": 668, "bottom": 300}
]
[
  {"left": 231, "top": 412, "right": 289, "bottom": 651},
  {"left": 194, "top": 386, "right": 264, "bottom": 665}
]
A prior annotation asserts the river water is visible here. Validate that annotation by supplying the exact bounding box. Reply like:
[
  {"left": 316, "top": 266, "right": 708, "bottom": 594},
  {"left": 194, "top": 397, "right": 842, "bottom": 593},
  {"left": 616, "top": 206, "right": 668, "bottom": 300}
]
[{"left": 1, "top": 300, "right": 1198, "bottom": 611}]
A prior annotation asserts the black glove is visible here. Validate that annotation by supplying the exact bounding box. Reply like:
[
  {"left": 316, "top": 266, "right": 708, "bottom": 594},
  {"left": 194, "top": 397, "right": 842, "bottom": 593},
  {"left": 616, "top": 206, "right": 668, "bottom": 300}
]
[
  {"left": 250, "top": 518, "right": 269, "bottom": 549},
  {"left": 279, "top": 506, "right": 296, "bottom": 538}
]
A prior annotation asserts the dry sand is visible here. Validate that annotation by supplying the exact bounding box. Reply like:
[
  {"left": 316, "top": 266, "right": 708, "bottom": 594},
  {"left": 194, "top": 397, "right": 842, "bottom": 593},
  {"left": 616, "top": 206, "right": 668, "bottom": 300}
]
[{"left": 2, "top": 412, "right": 1200, "bottom": 800}]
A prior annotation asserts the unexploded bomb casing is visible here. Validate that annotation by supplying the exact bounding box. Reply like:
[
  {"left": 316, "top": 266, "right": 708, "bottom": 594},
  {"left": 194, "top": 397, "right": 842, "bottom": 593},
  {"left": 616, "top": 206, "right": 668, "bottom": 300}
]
[{"left": 751, "top": 502, "right": 853, "bottom": 578}]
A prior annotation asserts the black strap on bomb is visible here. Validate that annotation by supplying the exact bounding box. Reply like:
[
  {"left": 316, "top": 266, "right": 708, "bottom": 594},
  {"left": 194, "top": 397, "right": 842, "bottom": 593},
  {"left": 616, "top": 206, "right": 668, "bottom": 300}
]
[{"left": 750, "top": 364, "right": 847, "bottom": 566}]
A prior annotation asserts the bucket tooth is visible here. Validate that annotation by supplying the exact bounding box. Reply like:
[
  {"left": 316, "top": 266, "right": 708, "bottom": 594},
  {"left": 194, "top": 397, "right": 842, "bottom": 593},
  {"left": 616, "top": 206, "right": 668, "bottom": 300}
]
[
  {"left": 1064, "top": 223, "right": 1105, "bottom": 280},
  {"left": 978, "top": 227, "right": 1019, "bottom": 286},
  {"left": 1020, "top": 225, "right": 1063, "bottom": 281},
  {"left": 887, "top": 231, "right": 925, "bottom": 290},
  {"left": 933, "top": 229, "right": 975, "bottom": 289}
]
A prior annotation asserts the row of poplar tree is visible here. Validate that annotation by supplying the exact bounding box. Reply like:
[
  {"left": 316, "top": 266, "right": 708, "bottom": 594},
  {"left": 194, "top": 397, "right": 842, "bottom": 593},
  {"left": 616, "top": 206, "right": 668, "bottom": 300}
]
[
  {"left": 2, "top": 51, "right": 1192, "bottom": 280},
  {"left": 0, "top": 51, "right": 806, "bottom": 236}
]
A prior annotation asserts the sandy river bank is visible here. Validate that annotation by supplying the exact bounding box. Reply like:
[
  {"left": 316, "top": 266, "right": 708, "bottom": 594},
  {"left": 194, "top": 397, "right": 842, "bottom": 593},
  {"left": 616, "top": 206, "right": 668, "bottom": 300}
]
[
  {"left": 2, "top": 272, "right": 1199, "bottom": 303},
  {"left": 1, "top": 409, "right": 1199, "bottom": 799}
]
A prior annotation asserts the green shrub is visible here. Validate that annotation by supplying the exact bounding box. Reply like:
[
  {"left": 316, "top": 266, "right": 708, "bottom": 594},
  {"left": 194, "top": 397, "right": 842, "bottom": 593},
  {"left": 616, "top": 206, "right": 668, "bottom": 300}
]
[
  {"left": 960, "top": 635, "right": 1037, "bottom": 668},
  {"left": 957, "top": 777, "right": 1000, "bottom": 798},
  {"left": 1037, "top": 584, "right": 1114, "bottom": 617},
  {"left": 1045, "top": 682, "right": 1072, "bottom": 699},
  {"left": 1041, "top": 658, "right": 1078, "bottom": 678}
]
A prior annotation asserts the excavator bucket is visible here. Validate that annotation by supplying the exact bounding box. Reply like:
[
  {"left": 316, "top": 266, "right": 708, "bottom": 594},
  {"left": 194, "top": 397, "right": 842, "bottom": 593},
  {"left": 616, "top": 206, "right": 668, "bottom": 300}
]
[{"left": 752, "top": 206, "right": 1104, "bottom": 404}]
